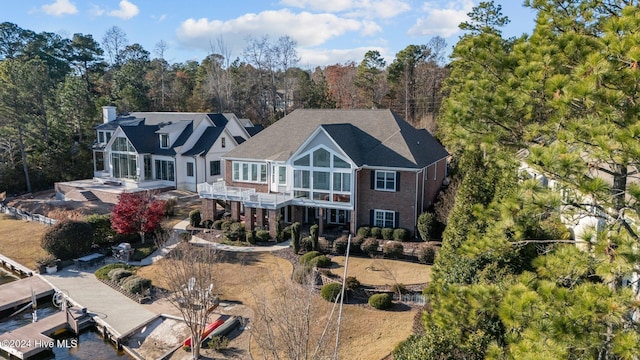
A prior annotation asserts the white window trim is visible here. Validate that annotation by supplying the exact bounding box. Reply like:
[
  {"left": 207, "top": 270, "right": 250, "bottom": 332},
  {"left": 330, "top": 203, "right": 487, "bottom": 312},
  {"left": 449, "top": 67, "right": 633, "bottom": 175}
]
[
  {"left": 159, "top": 133, "right": 169, "bottom": 149},
  {"left": 374, "top": 209, "right": 395, "bottom": 228},
  {"left": 375, "top": 170, "right": 396, "bottom": 192},
  {"left": 186, "top": 162, "right": 194, "bottom": 177},
  {"left": 232, "top": 161, "right": 267, "bottom": 183},
  {"left": 291, "top": 146, "right": 353, "bottom": 203}
]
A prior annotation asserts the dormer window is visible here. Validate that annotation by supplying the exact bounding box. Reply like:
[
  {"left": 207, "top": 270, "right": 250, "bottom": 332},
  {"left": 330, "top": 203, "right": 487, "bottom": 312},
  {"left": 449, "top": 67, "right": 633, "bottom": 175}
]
[
  {"left": 160, "top": 134, "right": 169, "bottom": 149},
  {"left": 221, "top": 137, "right": 226, "bottom": 148},
  {"left": 98, "top": 131, "right": 105, "bottom": 144}
]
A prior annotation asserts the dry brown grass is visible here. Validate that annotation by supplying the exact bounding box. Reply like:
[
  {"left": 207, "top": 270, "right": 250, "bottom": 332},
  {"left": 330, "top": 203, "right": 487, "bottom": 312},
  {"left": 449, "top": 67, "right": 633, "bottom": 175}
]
[
  {"left": 329, "top": 256, "right": 432, "bottom": 286},
  {"left": 0, "top": 214, "right": 49, "bottom": 268},
  {"left": 139, "top": 251, "right": 418, "bottom": 359}
]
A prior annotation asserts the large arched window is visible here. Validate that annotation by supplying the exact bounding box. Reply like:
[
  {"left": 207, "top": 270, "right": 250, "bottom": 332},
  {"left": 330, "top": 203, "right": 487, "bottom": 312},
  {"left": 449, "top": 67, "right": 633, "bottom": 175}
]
[{"left": 292, "top": 147, "right": 352, "bottom": 203}]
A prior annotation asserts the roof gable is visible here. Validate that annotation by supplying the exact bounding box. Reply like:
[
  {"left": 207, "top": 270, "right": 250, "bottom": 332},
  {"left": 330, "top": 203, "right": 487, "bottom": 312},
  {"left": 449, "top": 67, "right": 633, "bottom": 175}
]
[{"left": 223, "top": 109, "right": 449, "bottom": 169}]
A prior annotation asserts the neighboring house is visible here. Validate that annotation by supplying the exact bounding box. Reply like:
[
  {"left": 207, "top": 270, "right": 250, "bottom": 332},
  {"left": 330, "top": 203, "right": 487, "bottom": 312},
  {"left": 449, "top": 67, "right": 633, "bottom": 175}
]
[
  {"left": 197, "top": 109, "right": 449, "bottom": 237},
  {"left": 92, "top": 106, "right": 262, "bottom": 192}
]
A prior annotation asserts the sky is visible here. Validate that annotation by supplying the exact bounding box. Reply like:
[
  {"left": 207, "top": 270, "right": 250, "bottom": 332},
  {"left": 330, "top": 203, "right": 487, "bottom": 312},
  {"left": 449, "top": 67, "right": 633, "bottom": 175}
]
[{"left": 3, "top": 0, "right": 538, "bottom": 67}]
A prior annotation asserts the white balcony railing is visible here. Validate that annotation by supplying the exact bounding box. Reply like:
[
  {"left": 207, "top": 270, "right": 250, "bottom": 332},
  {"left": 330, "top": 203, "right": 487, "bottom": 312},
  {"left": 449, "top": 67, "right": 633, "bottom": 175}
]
[{"left": 197, "top": 182, "right": 294, "bottom": 208}]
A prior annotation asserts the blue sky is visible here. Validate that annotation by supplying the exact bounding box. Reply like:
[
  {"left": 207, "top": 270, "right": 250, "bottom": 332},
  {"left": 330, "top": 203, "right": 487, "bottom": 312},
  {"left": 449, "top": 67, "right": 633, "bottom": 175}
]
[{"left": 3, "top": 0, "right": 537, "bottom": 67}]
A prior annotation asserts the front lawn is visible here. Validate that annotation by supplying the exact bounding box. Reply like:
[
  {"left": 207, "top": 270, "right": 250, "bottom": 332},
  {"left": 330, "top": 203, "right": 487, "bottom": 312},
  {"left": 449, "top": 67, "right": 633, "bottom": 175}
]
[
  {"left": 329, "top": 256, "right": 432, "bottom": 286},
  {"left": 0, "top": 214, "right": 49, "bottom": 268}
]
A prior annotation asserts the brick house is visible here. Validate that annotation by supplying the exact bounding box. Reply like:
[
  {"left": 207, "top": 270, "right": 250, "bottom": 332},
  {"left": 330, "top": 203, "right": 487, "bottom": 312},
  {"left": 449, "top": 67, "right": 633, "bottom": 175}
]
[{"left": 197, "top": 109, "right": 449, "bottom": 237}]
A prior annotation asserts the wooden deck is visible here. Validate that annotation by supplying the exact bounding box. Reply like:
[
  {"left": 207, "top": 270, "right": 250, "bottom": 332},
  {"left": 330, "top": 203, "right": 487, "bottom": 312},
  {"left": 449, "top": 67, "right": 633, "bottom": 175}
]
[
  {"left": 0, "top": 276, "right": 54, "bottom": 312},
  {"left": 0, "top": 311, "right": 67, "bottom": 359}
]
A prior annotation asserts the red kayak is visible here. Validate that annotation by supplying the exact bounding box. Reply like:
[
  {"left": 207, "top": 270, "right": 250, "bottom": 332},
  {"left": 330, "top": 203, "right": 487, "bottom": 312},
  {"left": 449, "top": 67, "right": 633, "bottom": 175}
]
[{"left": 183, "top": 318, "right": 225, "bottom": 347}]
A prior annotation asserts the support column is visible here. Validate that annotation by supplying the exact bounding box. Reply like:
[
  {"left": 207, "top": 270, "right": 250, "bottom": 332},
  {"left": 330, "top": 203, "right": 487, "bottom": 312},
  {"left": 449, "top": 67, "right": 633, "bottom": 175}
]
[
  {"left": 230, "top": 201, "right": 241, "bottom": 222},
  {"left": 267, "top": 209, "right": 278, "bottom": 239},
  {"left": 318, "top": 208, "right": 325, "bottom": 236},
  {"left": 245, "top": 207, "right": 255, "bottom": 231},
  {"left": 201, "top": 198, "right": 216, "bottom": 221},
  {"left": 255, "top": 208, "right": 266, "bottom": 229}
]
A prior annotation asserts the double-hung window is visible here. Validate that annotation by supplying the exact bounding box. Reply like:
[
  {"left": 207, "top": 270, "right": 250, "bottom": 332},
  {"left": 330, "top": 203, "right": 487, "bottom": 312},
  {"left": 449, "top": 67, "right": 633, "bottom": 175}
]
[
  {"left": 374, "top": 209, "right": 396, "bottom": 228},
  {"left": 375, "top": 171, "right": 397, "bottom": 191},
  {"left": 210, "top": 160, "right": 221, "bottom": 176},
  {"left": 186, "top": 162, "right": 194, "bottom": 177}
]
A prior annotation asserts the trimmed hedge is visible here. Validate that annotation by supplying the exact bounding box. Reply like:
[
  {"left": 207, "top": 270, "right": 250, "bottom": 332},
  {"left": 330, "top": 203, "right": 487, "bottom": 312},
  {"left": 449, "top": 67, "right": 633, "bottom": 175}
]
[
  {"left": 368, "top": 293, "right": 393, "bottom": 310},
  {"left": 299, "top": 251, "right": 322, "bottom": 265},
  {"left": 360, "top": 238, "right": 379, "bottom": 255},
  {"left": 357, "top": 226, "right": 371, "bottom": 238},
  {"left": 95, "top": 263, "right": 136, "bottom": 281},
  {"left": 321, "top": 283, "right": 342, "bottom": 302},
  {"left": 308, "top": 255, "right": 332, "bottom": 268},
  {"left": 418, "top": 245, "right": 437, "bottom": 264},
  {"left": 189, "top": 210, "right": 201, "bottom": 227},
  {"left": 393, "top": 228, "right": 410, "bottom": 242},
  {"left": 345, "top": 276, "right": 360, "bottom": 291},
  {"left": 108, "top": 268, "right": 133, "bottom": 283},
  {"left": 333, "top": 236, "right": 348, "bottom": 255},
  {"left": 213, "top": 220, "right": 224, "bottom": 230},
  {"left": 382, "top": 241, "right": 404, "bottom": 259},
  {"left": 370, "top": 227, "right": 382, "bottom": 239},
  {"left": 255, "top": 230, "right": 270, "bottom": 242},
  {"left": 121, "top": 275, "right": 151, "bottom": 294},
  {"left": 381, "top": 228, "right": 394, "bottom": 240}
]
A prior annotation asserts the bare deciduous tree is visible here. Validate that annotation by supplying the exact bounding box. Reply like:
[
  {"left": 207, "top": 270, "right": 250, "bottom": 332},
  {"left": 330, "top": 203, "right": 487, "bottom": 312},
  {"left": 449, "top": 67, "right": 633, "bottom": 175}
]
[
  {"left": 248, "top": 268, "right": 338, "bottom": 360},
  {"left": 161, "top": 243, "right": 219, "bottom": 360}
]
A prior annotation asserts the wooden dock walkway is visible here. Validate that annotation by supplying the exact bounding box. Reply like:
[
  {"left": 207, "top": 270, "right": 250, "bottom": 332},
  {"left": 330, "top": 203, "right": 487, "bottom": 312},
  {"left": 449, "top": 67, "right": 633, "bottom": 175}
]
[
  {"left": 0, "top": 254, "right": 33, "bottom": 277},
  {"left": 0, "top": 276, "right": 54, "bottom": 312},
  {"left": 0, "top": 311, "right": 67, "bottom": 359}
]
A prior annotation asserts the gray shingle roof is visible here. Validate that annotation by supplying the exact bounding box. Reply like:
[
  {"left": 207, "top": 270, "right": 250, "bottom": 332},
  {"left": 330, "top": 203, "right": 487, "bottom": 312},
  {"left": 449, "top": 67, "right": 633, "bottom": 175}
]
[
  {"left": 223, "top": 109, "right": 448, "bottom": 169},
  {"left": 182, "top": 127, "right": 224, "bottom": 156}
]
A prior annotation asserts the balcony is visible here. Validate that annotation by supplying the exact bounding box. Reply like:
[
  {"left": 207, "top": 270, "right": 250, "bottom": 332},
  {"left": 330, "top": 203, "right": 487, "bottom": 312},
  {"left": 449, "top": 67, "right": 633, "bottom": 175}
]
[{"left": 197, "top": 182, "right": 354, "bottom": 210}]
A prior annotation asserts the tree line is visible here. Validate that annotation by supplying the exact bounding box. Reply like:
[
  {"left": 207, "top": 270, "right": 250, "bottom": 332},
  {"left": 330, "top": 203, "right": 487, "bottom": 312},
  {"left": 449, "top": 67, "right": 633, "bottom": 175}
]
[{"left": 0, "top": 22, "right": 448, "bottom": 195}]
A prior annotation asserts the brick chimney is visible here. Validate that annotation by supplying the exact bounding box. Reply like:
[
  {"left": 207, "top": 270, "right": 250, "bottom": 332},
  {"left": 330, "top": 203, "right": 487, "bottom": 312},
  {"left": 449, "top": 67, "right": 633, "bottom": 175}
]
[{"left": 102, "top": 106, "right": 116, "bottom": 123}]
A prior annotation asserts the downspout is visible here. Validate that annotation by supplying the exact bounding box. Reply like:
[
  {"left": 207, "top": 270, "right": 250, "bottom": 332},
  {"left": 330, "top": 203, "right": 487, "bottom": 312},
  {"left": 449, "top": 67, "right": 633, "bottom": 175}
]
[
  {"left": 421, "top": 166, "right": 426, "bottom": 211},
  {"left": 415, "top": 170, "right": 419, "bottom": 236},
  {"left": 354, "top": 167, "right": 362, "bottom": 234},
  {"left": 194, "top": 155, "right": 198, "bottom": 192}
]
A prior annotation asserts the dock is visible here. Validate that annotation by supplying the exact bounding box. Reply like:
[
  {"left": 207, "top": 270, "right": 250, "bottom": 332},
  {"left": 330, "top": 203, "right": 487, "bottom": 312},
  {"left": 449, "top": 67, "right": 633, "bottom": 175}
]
[
  {"left": 0, "top": 254, "right": 33, "bottom": 277},
  {"left": 0, "top": 311, "right": 66, "bottom": 359},
  {"left": 0, "top": 276, "right": 54, "bottom": 313}
]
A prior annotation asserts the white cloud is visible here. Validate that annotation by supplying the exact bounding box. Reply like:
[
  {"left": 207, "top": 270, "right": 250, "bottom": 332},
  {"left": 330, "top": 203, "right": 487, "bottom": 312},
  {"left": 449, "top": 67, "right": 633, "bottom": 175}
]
[
  {"left": 280, "top": 0, "right": 410, "bottom": 19},
  {"left": 89, "top": 5, "right": 105, "bottom": 17},
  {"left": 108, "top": 0, "right": 139, "bottom": 20},
  {"left": 177, "top": 9, "right": 363, "bottom": 55},
  {"left": 407, "top": 0, "right": 473, "bottom": 38},
  {"left": 41, "top": 0, "right": 78, "bottom": 16},
  {"left": 298, "top": 46, "right": 391, "bottom": 67}
]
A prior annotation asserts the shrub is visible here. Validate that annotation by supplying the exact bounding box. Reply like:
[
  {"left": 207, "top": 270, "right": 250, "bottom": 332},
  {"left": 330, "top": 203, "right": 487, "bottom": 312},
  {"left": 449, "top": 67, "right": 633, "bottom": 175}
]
[
  {"left": 345, "top": 276, "right": 360, "bottom": 291},
  {"left": 391, "top": 283, "right": 407, "bottom": 295},
  {"left": 418, "top": 245, "right": 437, "bottom": 264},
  {"left": 360, "top": 238, "right": 379, "bottom": 255},
  {"left": 41, "top": 220, "right": 94, "bottom": 260},
  {"left": 308, "top": 255, "right": 332, "bottom": 268},
  {"left": 202, "top": 219, "right": 214, "bottom": 229},
  {"left": 212, "top": 220, "right": 224, "bottom": 230},
  {"left": 333, "top": 236, "right": 348, "bottom": 255},
  {"left": 293, "top": 267, "right": 312, "bottom": 284},
  {"left": 255, "top": 230, "right": 270, "bottom": 242},
  {"left": 95, "top": 263, "right": 136, "bottom": 281},
  {"left": 310, "top": 224, "right": 319, "bottom": 251},
  {"left": 108, "top": 268, "right": 133, "bottom": 283},
  {"left": 291, "top": 222, "right": 301, "bottom": 254},
  {"left": 300, "top": 237, "right": 313, "bottom": 252},
  {"left": 383, "top": 241, "right": 404, "bottom": 259},
  {"left": 132, "top": 244, "right": 156, "bottom": 261},
  {"left": 164, "top": 197, "right": 178, "bottom": 216},
  {"left": 246, "top": 231, "right": 256, "bottom": 245},
  {"left": 282, "top": 225, "right": 292, "bottom": 242},
  {"left": 381, "top": 228, "right": 394, "bottom": 240},
  {"left": 121, "top": 275, "right": 151, "bottom": 294},
  {"left": 207, "top": 336, "right": 229, "bottom": 351},
  {"left": 321, "top": 283, "right": 342, "bottom": 302},
  {"left": 357, "top": 226, "right": 371, "bottom": 238},
  {"left": 417, "top": 211, "right": 435, "bottom": 241},
  {"left": 85, "top": 214, "right": 115, "bottom": 245},
  {"left": 393, "top": 228, "right": 410, "bottom": 242},
  {"left": 368, "top": 293, "right": 393, "bottom": 310},
  {"left": 224, "top": 221, "right": 245, "bottom": 241},
  {"left": 351, "top": 236, "right": 364, "bottom": 255},
  {"left": 275, "top": 214, "right": 284, "bottom": 242},
  {"left": 299, "top": 251, "right": 321, "bottom": 265},
  {"left": 220, "top": 220, "right": 233, "bottom": 232},
  {"left": 189, "top": 210, "right": 202, "bottom": 227},
  {"left": 370, "top": 227, "right": 382, "bottom": 239}
]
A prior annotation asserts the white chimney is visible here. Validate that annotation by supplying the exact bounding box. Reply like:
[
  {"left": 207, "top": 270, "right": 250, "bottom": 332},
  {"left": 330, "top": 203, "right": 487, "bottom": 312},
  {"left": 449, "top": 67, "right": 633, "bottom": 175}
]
[{"left": 102, "top": 106, "right": 116, "bottom": 123}]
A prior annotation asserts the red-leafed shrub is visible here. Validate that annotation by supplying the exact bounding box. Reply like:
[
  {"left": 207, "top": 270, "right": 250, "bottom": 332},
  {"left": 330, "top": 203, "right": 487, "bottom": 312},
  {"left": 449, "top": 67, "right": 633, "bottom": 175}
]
[{"left": 111, "top": 192, "right": 166, "bottom": 244}]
